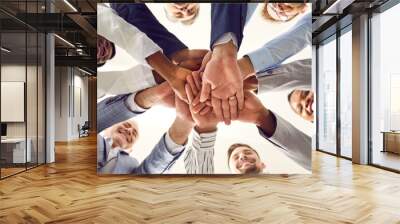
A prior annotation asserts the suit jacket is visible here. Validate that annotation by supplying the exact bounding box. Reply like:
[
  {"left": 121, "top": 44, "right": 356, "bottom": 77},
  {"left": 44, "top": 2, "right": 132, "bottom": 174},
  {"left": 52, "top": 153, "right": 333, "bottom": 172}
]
[
  {"left": 210, "top": 3, "right": 247, "bottom": 49},
  {"left": 256, "top": 59, "right": 312, "bottom": 171},
  {"left": 97, "top": 134, "right": 183, "bottom": 174},
  {"left": 111, "top": 3, "right": 187, "bottom": 58},
  {"left": 257, "top": 59, "right": 311, "bottom": 93},
  {"left": 97, "top": 94, "right": 144, "bottom": 133}
]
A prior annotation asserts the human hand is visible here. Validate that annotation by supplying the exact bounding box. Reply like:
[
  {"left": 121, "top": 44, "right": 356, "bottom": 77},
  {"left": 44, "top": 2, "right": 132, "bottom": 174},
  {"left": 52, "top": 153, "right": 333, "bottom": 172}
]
[
  {"left": 170, "top": 49, "right": 209, "bottom": 67},
  {"left": 169, "top": 65, "right": 194, "bottom": 103},
  {"left": 175, "top": 95, "right": 193, "bottom": 123},
  {"left": 185, "top": 84, "right": 219, "bottom": 133},
  {"left": 157, "top": 84, "right": 175, "bottom": 108},
  {"left": 236, "top": 91, "right": 267, "bottom": 124},
  {"left": 200, "top": 41, "right": 244, "bottom": 125},
  {"left": 135, "top": 81, "right": 174, "bottom": 109},
  {"left": 185, "top": 71, "right": 213, "bottom": 114}
]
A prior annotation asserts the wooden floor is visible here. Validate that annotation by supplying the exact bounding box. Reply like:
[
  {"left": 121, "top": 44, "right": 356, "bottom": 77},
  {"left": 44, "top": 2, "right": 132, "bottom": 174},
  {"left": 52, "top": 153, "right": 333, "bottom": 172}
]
[{"left": 0, "top": 135, "right": 400, "bottom": 224}]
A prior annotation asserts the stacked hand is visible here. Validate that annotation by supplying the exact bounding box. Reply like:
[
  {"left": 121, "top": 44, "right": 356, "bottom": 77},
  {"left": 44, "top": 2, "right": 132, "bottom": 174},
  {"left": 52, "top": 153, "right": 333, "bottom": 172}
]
[
  {"left": 152, "top": 47, "right": 271, "bottom": 133},
  {"left": 187, "top": 41, "right": 246, "bottom": 125}
]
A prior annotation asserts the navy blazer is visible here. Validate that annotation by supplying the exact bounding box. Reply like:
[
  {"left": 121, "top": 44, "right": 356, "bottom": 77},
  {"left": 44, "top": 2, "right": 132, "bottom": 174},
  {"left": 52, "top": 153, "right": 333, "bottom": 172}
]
[
  {"left": 111, "top": 3, "right": 187, "bottom": 58},
  {"left": 210, "top": 3, "right": 247, "bottom": 49}
]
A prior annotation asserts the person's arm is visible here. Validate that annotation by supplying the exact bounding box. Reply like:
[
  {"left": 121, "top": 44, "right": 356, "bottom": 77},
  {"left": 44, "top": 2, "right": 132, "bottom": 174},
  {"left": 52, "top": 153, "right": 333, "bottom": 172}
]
[
  {"left": 111, "top": 3, "right": 187, "bottom": 58},
  {"left": 97, "top": 65, "right": 156, "bottom": 99},
  {"left": 184, "top": 81, "right": 219, "bottom": 174},
  {"left": 97, "top": 4, "right": 161, "bottom": 66},
  {"left": 184, "top": 128, "right": 217, "bottom": 174},
  {"left": 256, "top": 112, "right": 311, "bottom": 171},
  {"left": 245, "top": 13, "right": 311, "bottom": 73},
  {"left": 97, "top": 81, "right": 172, "bottom": 133},
  {"left": 97, "top": 94, "right": 144, "bottom": 133},
  {"left": 237, "top": 58, "right": 312, "bottom": 93},
  {"left": 133, "top": 96, "right": 194, "bottom": 174},
  {"left": 256, "top": 59, "right": 311, "bottom": 93},
  {"left": 236, "top": 92, "right": 311, "bottom": 171},
  {"left": 210, "top": 3, "right": 247, "bottom": 49},
  {"left": 133, "top": 116, "right": 194, "bottom": 174}
]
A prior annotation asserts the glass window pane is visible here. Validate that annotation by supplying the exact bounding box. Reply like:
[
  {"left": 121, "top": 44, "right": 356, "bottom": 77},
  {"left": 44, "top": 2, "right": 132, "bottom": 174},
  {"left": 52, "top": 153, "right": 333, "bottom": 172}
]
[
  {"left": 340, "top": 29, "right": 352, "bottom": 158},
  {"left": 1, "top": 31, "right": 27, "bottom": 177},
  {"left": 318, "top": 37, "right": 337, "bottom": 154},
  {"left": 27, "top": 31, "right": 38, "bottom": 169},
  {"left": 371, "top": 3, "right": 400, "bottom": 171}
]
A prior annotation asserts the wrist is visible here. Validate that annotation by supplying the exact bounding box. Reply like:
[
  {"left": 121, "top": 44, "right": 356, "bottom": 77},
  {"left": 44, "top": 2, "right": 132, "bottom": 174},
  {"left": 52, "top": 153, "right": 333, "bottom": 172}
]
[
  {"left": 238, "top": 56, "right": 255, "bottom": 80},
  {"left": 255, "top": 108, "right": 277, "bottom": 138},
  {"left": 195, "top": 125, "right": 217, "bottom": 133},
  {"left": 146, "top": 51, "right": 177, "bottom": 82},
  {"left": 213, "top": 41, "right": 237, "bottom": 59},
  {"left": 169, "top": 117, "right": 194, "bottom": 145},
  {"left": 134, "top": 91, "right": 151, "bottom": 109}
]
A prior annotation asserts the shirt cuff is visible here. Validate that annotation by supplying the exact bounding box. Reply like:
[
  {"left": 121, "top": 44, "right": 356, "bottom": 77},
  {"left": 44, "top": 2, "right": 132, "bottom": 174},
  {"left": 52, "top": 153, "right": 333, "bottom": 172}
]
[
  {"left": 257, "top": 112, "right": 287, "bottom": 151},
  {"left": 191, "top": 128, "right": 217, "bottom": 151},
  {"left": 165, "top": 130, "right": 185, "bottom": 155},
  {"left": 246, "top": 47, "right": 277, "bottom": 74},
  {"left": 124, "top": 93, "right": 147, "bottom": 113},
  {"left": 212, "top": 32, "right": 238, "bottom": 49}
]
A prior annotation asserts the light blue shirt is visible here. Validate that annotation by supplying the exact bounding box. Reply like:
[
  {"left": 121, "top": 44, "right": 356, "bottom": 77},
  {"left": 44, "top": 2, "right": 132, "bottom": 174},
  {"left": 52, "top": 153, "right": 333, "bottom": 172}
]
[{"left": 245, "top": 11, "right": 312, "bottom": 75}]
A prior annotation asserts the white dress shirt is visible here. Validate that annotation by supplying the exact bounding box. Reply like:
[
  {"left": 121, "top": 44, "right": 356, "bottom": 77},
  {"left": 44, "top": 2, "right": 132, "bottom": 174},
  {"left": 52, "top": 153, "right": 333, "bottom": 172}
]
[
  {"left": 97, "top": 4, "right": 161, "bottom": 66},
  {"left": 97, "top": 65, "right": 157, "bottom": 99},
  {"left": 97, "top": 4, "right": 161, "bottom": 99}
]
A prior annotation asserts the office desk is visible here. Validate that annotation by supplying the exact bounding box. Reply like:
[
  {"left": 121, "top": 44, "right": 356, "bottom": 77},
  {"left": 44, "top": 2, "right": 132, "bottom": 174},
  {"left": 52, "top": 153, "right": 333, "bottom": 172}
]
[
  {"left": 1, "top": 138, "right": 31, "bottom": 163},
  {"left": 381, "top": 131, "right": 400, "bottom": 154}
]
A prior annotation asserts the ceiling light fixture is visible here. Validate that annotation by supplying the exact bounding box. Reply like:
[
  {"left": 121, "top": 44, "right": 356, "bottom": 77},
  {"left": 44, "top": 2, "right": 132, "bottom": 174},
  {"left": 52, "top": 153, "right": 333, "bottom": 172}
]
[
  {"left": 54, "top": 34, "right": 75, "bottom": 48},
  {"left": 322, "top": 0, "right": 354, "bottom": 15},
  {"left": 63, "top": 0, "right": 78, "bottom": 12},
  {"left": 1, "top": 47, "right": 11, "bottom": 53}
]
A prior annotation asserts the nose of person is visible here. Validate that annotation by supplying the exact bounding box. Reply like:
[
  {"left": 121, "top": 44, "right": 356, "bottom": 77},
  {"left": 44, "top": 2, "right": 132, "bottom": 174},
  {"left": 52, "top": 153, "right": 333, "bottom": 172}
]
[
  {"left": 301, "top": 98, "right": 307, "bottom": 112},
  {"left": 239, "top": 153, "right": 247, "bottom": 162}
]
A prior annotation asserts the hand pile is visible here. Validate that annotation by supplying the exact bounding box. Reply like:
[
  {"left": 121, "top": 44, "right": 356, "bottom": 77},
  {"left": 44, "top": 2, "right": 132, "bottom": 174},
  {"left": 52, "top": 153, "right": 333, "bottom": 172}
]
[{"left": 169, "top": 46, "right": 266, "bottom": 129}]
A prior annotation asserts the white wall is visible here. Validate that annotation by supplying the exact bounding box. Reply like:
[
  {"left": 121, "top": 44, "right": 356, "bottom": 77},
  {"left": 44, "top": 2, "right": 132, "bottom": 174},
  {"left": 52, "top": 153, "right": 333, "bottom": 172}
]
[{"left": 54, "top": 67, "right": 89, "bottom": 141}]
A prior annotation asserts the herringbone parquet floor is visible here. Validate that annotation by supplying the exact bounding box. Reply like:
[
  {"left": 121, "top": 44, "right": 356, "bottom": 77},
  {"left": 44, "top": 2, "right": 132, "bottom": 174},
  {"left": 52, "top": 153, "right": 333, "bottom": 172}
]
[{"left": 0, "top": 135, "right": 399, "bottom": 224}]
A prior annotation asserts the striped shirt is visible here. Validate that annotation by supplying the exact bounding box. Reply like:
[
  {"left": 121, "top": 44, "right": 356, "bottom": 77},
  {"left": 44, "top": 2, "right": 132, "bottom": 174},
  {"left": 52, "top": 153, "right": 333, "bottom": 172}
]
[{"left": 184, "top": 129, "right": 217, "bottom": 174}]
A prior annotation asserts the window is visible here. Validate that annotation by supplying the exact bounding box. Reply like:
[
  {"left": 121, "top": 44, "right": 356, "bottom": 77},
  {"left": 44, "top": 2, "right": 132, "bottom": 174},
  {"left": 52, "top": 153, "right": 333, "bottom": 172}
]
[
  {"left": 370, "top": 2, "right": 400, "bottom": 171},
  {"left": 339, "top": 28, "right": 352, "bottom": 158},
  {"left": 317, "top": 36, "right": 337, "bottom": 154}
]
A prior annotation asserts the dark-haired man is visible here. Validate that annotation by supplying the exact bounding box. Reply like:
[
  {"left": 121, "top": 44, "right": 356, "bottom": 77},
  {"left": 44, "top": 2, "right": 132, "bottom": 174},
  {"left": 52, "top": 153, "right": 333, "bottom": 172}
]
[{"left": 227, "top": 143, "right": 266, "bottom": 174}]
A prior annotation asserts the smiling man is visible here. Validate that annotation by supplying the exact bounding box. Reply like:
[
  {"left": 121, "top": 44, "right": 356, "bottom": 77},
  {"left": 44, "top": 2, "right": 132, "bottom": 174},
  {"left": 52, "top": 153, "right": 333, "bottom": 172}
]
[
  {"left": 262, "top": 3, "right": 307, "bottom": 22},
  {"left": 227, "top": 143, "right": 266, "bottom": 174},
  {"left": 164, "top": 3, "right": 200, "bottom": 25},
  {"left": 97, "top": 96, "right": 194, "bottom": 175},
  {"left": 103, "top": 120, "right": 139, "bottom": 151},
  {"left": 288, "top": 90, "right": 314, "bottom": 122}
]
